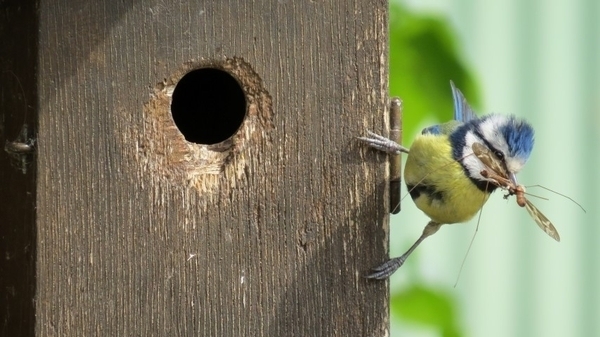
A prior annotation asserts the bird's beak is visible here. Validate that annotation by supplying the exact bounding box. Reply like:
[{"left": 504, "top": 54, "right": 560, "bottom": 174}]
[{"left": 509, "top": 173, "right": 518, "bottom": 186}]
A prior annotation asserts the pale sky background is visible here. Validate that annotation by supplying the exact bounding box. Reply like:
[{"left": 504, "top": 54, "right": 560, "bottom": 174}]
[{"left": 390, "top": 0, "right": 600, "bottom": 336}]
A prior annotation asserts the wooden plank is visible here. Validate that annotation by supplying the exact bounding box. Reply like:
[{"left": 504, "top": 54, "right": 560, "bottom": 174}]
[
  {"left": 0, "top": 1, "right": 38, "bottom": 336},
  {"left": 35, "top": 0, "right": 389, "bottom": 335}
]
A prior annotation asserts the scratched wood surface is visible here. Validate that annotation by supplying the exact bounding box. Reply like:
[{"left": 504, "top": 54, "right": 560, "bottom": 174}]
[{"left": 3, "top": 0, "right": 390, "bottom": 335}]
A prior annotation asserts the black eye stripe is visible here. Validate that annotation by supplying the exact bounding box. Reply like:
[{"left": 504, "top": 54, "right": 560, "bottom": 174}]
[{"left": 473, "top": 129, "right": 505, "bottom": 162}]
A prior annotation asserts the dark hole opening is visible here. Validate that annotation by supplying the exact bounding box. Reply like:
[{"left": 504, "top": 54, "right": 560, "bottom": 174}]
[{"left": 171, "top": 68, "right": 246, "bottom": 144}]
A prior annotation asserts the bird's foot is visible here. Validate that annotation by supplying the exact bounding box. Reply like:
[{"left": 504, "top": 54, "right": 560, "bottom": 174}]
[
  {"left": 364, "top": 256, "right": 407, "bottom": 280},
  {"left": 357, "top": 131, "right": 409, "bottom": 155}
]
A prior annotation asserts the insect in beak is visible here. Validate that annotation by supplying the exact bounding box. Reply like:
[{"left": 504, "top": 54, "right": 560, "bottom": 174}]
[{"left": 472, "top": 142, "right": 561, "bottom": 241}]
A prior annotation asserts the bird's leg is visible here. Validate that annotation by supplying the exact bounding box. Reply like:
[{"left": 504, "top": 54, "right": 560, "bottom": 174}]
[
  {"left": 366, "top": 221, "right": 442, "bottom": 280},
  {"left": 357, "top": 131, "right": 409, "bottom": 155}
]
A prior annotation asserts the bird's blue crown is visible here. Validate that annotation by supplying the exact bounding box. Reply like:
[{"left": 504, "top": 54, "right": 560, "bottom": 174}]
[{"left": 499, "top": 116, "right": 535, "bottom": 161}]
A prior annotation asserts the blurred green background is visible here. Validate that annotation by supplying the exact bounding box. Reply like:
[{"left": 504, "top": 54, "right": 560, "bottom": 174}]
[{"left": 388, "top": 0, "right": 599, "bottom": 336}]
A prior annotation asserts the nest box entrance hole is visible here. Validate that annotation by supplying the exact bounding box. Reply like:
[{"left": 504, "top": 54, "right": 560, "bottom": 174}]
[{"left": 171, "top": 68, "right": 247, "bottom": 145}]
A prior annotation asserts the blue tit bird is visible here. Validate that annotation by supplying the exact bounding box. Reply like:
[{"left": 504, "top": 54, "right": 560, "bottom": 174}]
[{"left": 359, "top": 81, "right": 535, "bottom": 279}]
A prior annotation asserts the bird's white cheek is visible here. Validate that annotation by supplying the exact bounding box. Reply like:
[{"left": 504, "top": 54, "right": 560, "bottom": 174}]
[
  {"left": 506, "top": 159, "right": 526, "bottom": 174},
  {"left": 464, "top": 132, "right": 479, "bottom": 150},
  {"left": 462, "top": 155, "right": 488, "bottom": 180}
]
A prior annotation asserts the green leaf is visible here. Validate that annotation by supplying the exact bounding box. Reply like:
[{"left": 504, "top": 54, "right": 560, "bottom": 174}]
[
  {"left": 389, "top": 3, "right": 481, "bottom": 141},
  {"left": 391, "top": 285, "right": 462, "bottom": 337}
]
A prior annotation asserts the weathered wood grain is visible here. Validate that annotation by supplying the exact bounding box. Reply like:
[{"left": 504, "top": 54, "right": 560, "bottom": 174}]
[
  {"left": 2, "top": 0, "right": 391, "bottom": 335},
  {"left": 0, "top": 1, "right": 39, "bottom": 336}
]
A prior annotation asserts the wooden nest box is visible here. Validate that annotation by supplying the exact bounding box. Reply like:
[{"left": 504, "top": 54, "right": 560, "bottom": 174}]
[{"left": 0, "top": 1, "right": 392, "bottom": 335}]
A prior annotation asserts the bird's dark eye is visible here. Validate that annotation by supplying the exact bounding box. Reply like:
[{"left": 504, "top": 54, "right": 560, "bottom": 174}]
[{"left": 494, "top": 150, "right": 505, "bottom": 160}]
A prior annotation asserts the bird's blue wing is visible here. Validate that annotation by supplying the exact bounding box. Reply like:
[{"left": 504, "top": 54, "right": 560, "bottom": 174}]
[
  {"left": 421, "top": 124, "right": 442, "bottom": 135},
  {"left": 450, "top": 81, "right": 477, "bottom": 122},
  {"left": 421, "top": 120, "right": 461, "bottom": 135}
]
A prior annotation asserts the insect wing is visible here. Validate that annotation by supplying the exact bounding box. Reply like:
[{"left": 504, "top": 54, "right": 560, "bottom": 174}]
[
  {"left": 472, "top": 142, "right": 507, "bottom": 178},
  {"left": 524, "top": 200, "right": 560, "bottom": 242}
]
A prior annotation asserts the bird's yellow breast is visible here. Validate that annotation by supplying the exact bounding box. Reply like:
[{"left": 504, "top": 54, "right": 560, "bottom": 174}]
[{"left": 404, "top": 133, "right": 490, "bottom": 224}]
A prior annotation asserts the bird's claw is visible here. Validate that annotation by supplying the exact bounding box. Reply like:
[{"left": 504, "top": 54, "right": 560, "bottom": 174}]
[
  {"left": 357, "top": 131, "right": 409, "bottom": 155},
  {"left": 364, "top": 257, "right": 406, "bottom": 280}
]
